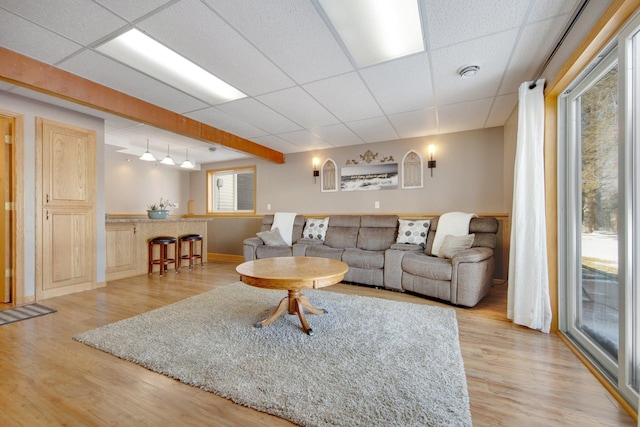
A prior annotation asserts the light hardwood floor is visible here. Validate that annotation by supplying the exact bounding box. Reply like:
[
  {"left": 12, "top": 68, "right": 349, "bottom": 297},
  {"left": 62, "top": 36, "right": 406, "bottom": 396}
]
[{"left": 0, "top": 261, "right": 635, "bottom": 426}]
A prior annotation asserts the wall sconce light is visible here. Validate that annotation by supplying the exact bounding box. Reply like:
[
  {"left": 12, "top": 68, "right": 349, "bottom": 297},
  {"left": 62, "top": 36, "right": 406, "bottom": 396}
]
[
  {"left": 139, "top": 139, "right": 156, "bottom": 161},
  {"left": 312, "top": 157, "right": 320, "bottom": 183},
  {"left": 427, "top": 145, "right": 436, "bottom": 177}
]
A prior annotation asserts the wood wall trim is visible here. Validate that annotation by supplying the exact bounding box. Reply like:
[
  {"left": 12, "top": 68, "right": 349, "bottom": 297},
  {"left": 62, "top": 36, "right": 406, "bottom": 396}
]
[
  {"left": 544, "top": 97, "right": 559, "bottom": 332},
  {"left": 0, "top": 47, "right": 285, "bottom": 164},
  {"left": 208, "top": 253, "right": 244, "bottom": 263},
  {"left": 181, "top": 212, "right": 510, "bottom": 219},
  {"left": 544, "top": 0, "right": 640, "bottom": 332}
]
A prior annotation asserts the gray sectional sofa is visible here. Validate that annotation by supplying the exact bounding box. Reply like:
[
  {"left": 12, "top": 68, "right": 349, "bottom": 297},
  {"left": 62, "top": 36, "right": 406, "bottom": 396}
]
[
  {"left": 243, "top": 214, "right": 499, "bottom": 307},
  {"left": 383, "top": 216, "right": 498, "bottom": 307}
]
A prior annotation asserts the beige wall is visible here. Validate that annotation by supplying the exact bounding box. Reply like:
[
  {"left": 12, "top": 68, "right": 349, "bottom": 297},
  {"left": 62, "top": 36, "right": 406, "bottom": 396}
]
[
  {"left": 503, "top": 107, "right": 518, "bottom": 214},
  {"left": 191, "top": 126, "right": 509, "bottom": 273},
  {"left": 191, "top": 126, "right": 506, "bottom": 216},
  {"left": 104, "top": 144, "right": 191, "bottom": 215}
]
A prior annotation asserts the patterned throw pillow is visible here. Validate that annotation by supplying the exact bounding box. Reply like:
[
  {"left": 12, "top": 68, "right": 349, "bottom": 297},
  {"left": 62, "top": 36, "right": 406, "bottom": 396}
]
[
  {"left": 303, "top": 218, "right": 329, "bottom": 240},
  {"left": 396, "top": 219, "right": 430, "bottom": 246}
]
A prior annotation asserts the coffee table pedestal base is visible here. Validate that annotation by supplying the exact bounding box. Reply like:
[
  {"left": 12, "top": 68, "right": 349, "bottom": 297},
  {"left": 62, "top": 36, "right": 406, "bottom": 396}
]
[{"left": 255, "top": 290, "right": 327, "bottom": 335}]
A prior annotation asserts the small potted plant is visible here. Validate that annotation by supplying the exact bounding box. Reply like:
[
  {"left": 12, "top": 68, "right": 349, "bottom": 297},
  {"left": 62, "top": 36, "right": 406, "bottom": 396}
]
[{"left": 146, "top": 198, "right": 176, "bottom": 219}]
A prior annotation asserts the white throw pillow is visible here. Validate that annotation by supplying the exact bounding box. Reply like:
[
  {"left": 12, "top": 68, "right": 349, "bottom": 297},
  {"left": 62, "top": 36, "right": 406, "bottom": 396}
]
[
  {"left": 437, "top": 234, "right": 475, "bottom": 259},
  {"left": 256, "top": 228, "right": 288, "bottom": 246},
  {"left": 396, "top": 219, "right": 430, "bottom": 246},
  {"left": 302, "top": 218, "right": 329, "bottom": 240}
]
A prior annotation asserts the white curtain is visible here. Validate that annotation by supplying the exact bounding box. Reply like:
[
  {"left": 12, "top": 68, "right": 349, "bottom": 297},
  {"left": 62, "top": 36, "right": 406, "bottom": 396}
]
[{"left": 507, "top": 80, "right": 552, "bottom": 333}]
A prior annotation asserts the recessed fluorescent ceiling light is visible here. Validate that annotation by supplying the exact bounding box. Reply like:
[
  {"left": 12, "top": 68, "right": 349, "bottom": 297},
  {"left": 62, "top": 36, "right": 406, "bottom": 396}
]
[
  {"left": 97, "top": 29, "right": 246, "bottom": 104},
  {"left": 319, "top": 0, "right": 424, "bottom": 67}
]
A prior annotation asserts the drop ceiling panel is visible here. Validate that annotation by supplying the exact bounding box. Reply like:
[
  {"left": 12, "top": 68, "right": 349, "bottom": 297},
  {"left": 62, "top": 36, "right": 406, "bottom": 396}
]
[
  {"left": 438, "top": 99, "right": 493, "bottom": 134},
  {"left": 0, "top": 0, "right": 590, "bottom": 161},
  {"left": 424, "top": 0, "right": 529, "bottom": 49},
  {"left": 304, "top": 72, "right": 384, "bottom": 122},
  {"left": 202, "top": 0, "right": 354, "bottom": 84},
  {"left": 311, "top": 124, "right": 364, "bottom": 147},
  {"left": 216, "top": 98, "right": 302, "bottom": 135},
  {"left": 0, "top": 9, "right": 82, "bottom": 64},
  {"left": 431, "top": 29, "right": 519, "bottom": 106},
  {"left": 388, "top": 108, "right": 439, "bottom": 139},
  {"left": 138, "top": 0, "right": 294, "bottom": 97},
  {"left": 0, "top": 0, "right": 126, "bottom": 45},
  {"left": 360, "top": 52, "right": 434, "bottom": 115},
  {"left": 347, "top": 117, "right": 399, "bottom": 143},
  {"left": 104, "top": 133, "right": 130, "bottom": 149},
  {"left": 252, "top": 134, "right": 307, "bottom": 154},
  {"left": 527, "top": 0, "right": 580, "bottom": 22},
  {"left": 186, "top": 107, "right": 269, "bottom": 140},
  {"left": 277, "top": 130, "right": 334, "bottom": 151},
  {"left": 257, "top": 87, "right": 339, "bottom": 129},
  {"left": 499, "top": 16, "right": 569, "bottom": 95},
  {"left": 103, "top": 114, "right": 142, "bottom": 133},
  {"left": 486, "top": 93, "right": 518, "bottom": 128},
  {"left": 95, "top": 0, "right": 176, "bottom": 21},
  {"left": 59, "top": 50, "right": 209, "bottom": 113},
  {"left": 189, "top": 144, "right": 251, "bottom": 163}
]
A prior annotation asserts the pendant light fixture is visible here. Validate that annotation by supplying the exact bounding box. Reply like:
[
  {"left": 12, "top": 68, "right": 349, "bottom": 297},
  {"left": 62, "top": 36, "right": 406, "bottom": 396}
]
[
  {"left": 160, "top": 145, "right": 175, "bottom": 165},
  {"left": 139, "top": 139, "right": 156, "bottom": 161},
  {"left": 181, "top": 148, "right": 194, "bottom": 169}
]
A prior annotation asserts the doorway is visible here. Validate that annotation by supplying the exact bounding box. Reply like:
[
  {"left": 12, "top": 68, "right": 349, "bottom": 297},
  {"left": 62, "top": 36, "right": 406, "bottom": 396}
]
[{"left": 0, "top": 114, "right": 14, "bottom": 305}]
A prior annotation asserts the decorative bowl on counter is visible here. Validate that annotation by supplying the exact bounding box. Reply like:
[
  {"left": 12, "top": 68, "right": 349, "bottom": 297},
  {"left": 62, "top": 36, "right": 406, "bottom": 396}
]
[{"left": 147, "top": 209, "right": 169, "bottom": 219}]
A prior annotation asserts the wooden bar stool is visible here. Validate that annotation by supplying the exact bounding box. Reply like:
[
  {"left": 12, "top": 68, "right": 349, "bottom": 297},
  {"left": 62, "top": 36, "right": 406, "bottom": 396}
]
[
  {"left": 177, "top": 234, "right": 204, "bottom": 271},
  {"left": 148, "top": 236, "right": 178, "bottom": 276}
]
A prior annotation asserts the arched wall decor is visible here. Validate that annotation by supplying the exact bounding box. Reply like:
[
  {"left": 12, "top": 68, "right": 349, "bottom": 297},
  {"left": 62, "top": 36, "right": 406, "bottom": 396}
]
[
  {"left": 402, "top": 150, "right": 423, "bottom": 189},
  {"left": 321, "top": 158, "right": 338, "bottom": 192}
]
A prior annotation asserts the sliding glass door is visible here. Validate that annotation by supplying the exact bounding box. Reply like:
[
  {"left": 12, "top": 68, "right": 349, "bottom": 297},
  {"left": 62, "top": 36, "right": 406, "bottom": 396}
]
[
  {"left": 559, "top": 12, "right": 640, "bottom": 410},
  {"left": 563, "top": 50, "right": 620, "bottom": 374}
]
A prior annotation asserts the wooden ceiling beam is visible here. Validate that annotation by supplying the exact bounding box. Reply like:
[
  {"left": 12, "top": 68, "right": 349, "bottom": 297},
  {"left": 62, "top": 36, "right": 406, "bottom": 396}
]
[{"left": 0, "top": 46, "right": 285, "bottom": 164}]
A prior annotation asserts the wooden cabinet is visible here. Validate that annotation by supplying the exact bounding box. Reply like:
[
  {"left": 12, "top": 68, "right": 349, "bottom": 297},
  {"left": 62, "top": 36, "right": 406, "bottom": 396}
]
[
  {"left": 106, "top": 222, "right": 137, "bottom": 281},
  {"left": 105, "top": 218, "right": 208, "bottom": 281}
]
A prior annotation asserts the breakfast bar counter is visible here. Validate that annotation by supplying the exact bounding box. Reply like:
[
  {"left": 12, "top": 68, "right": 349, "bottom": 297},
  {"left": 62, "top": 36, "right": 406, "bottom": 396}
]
[{"left": 105, "top": 216, "right": 208, "bottom": 281}]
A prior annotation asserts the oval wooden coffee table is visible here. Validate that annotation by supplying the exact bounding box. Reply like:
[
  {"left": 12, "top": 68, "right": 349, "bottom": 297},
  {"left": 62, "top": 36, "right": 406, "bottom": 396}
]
[{"left": 236, "top": 257, "right": 348, "bottom": 335}]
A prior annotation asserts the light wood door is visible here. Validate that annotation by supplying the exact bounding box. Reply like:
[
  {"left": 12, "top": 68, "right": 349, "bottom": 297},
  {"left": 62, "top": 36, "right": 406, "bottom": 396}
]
[{"left": 37, "top": 118, "right": 96, "bottom": 299}]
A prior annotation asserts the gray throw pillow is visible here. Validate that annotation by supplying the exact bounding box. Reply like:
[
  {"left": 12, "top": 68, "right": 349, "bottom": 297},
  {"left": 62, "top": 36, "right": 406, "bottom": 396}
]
[
  {"left": 257, "top": 228, "right": 288, "bottom": 246},
  {"left": 437, "top": 234, "right": 475, "bottom": 259}
]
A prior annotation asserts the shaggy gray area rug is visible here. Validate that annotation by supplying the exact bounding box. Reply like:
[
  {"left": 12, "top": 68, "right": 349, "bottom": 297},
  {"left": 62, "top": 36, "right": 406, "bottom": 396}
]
[{"left": 74, "top": 282, "right": 471, "bottom": 427}]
